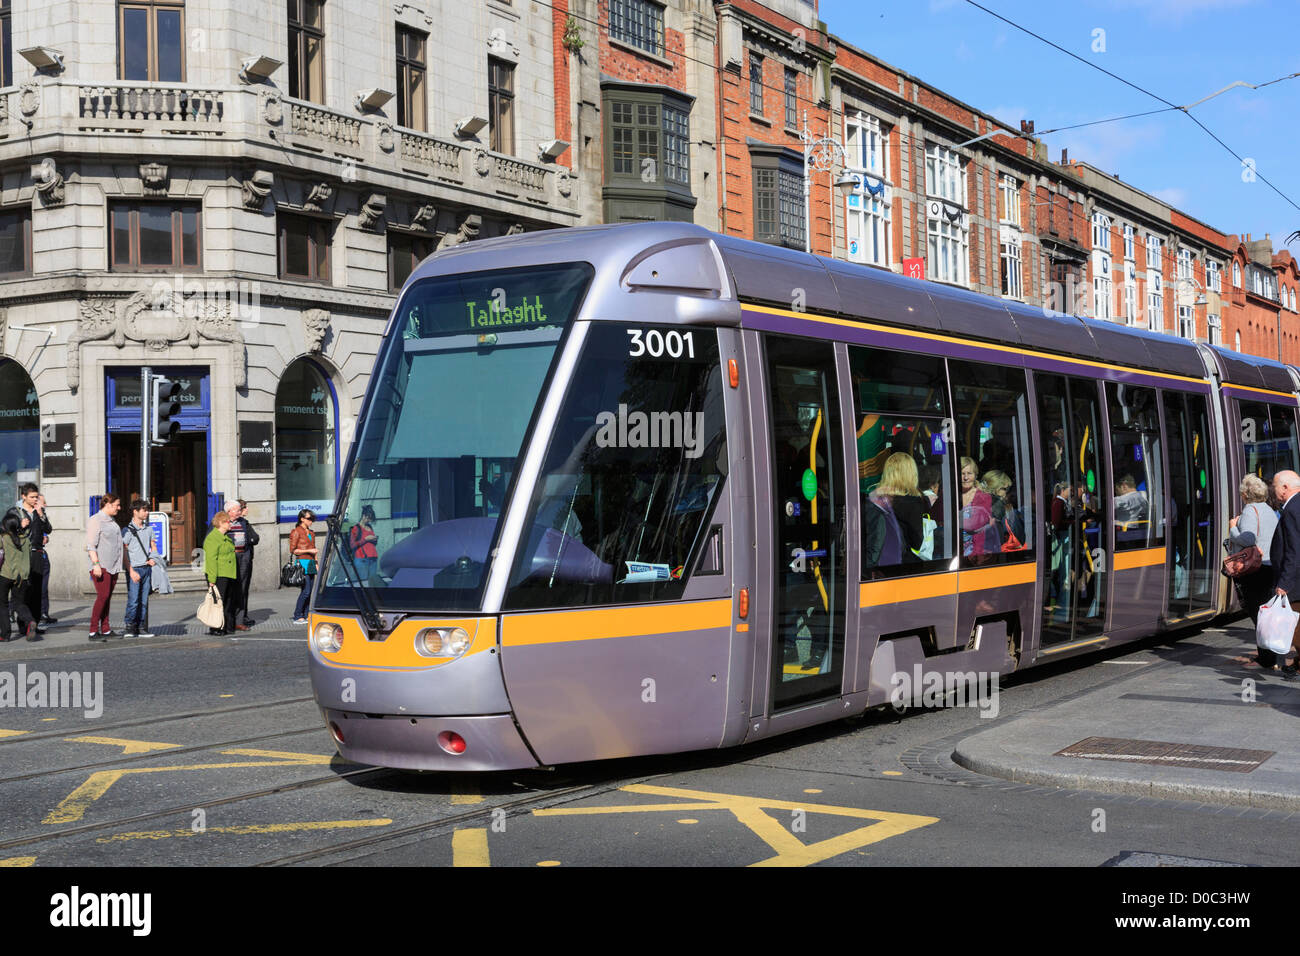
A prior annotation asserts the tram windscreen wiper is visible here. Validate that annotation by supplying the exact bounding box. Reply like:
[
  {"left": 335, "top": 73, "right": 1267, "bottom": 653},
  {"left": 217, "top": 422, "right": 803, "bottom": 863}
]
[{"left": 325, "top": 515, "right": 385, "bottom": 634}]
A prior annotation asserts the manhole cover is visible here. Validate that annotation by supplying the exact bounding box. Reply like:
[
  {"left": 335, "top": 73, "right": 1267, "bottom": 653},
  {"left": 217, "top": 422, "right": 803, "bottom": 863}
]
[{"left": 1055, "top": 736, "right": 1273, "bottom": 773}]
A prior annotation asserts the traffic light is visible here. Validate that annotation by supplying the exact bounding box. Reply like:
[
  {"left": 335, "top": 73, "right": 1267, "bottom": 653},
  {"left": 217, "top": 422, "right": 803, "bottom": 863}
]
[{"left": 151, "top": 376, "right": 182, "bottom": 444}]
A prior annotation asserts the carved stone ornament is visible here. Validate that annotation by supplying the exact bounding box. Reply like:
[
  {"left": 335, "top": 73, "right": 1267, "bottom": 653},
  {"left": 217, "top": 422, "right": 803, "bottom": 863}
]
[
  {"left": 302, "top": 308, "right": 330, "bottom": 354},
  {"left": 139, "top": 162, "right": 169, "bottom": 197},
  {"left": 69, "top": 292, "right": 247, "bottom": 390},
  {"left": 241, "top": 169, "right": 273, "bottom": 210},
  {"left": 411, "top": 203, "right": 437, "bottom": 232},
  {"left": 486, "top": 28, "right": 520, "bottom": 61},
  {"left": 556, "top": 169, "right": 573, "bottom": 198},
  {"left": 262, "top": 91, "right": 284, "bottom": 125},
  {"left": 505, "top": 222, "right": 525, "bottom": 236},
  {"left": 18, "top": 82, "right": 40, "bottom": 117},
  {"left": 32, "top": 159, "right": 64, "bottom": 206},
  {"left": 377, "top": 122, "right": 396, "bottom": 153},
  {"left": 0, "top": 307, "right": 8, "bottom": 354},
  {"left": 473, "top": 148, "right": 490, "bottom": 177},
  {"left": 439, "top": 213, "right": 480, "bottom": 250},
  {"left": 358, "top": 193, "right": 387, "bottom": 231},
  {"left": 304, "top": 182, "right": 333, "bottom": 211}
]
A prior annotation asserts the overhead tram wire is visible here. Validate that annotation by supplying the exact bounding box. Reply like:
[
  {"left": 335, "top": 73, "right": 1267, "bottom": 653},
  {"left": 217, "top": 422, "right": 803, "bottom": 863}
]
[
  {"left": 961, "top": 0, "right": 1300, "bottom": 215},
  {"left": 532, "top": 0, "right": 1278, "bottom": 273}
]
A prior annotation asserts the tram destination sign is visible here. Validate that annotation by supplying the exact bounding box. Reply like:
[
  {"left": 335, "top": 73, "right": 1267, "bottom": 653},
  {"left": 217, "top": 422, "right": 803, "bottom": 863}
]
[
  {"left": 40, "top": 423, "right": 76, "bottom": 478},
  {"left": 239, "top": 420, "right": 275, "bottom": 474}
]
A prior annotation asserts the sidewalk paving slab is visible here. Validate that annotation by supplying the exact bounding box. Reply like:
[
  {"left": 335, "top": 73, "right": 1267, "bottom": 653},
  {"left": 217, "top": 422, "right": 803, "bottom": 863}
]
[{"left": 953, "top": 622, "right": 1300, "bottom": 810}]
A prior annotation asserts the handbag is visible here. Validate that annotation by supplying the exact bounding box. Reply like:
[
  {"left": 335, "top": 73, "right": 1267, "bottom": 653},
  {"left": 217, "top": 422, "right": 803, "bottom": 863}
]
[
  {"left": 197, "top": 584, "right": 225, "bottom": 629},
  {"left": 281, "top": 558, "right": 305, "bottom": 588},
  {"left": 1222, "top": 546, "right": 1263, "bottom": 578},
  {"left": 1257, "top": 593, "right": 1299, "bottom": 655}
]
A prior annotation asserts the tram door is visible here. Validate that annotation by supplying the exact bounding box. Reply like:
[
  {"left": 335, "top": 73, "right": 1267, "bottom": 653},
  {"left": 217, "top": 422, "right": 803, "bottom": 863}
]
[
  {"left": 765, "top": 337, "right": 847, "bottom": 710},
  {"left": 1037, "top": 374, "right": 1108, "bottom": 646},
  {"left": 1162, "top": 391, "right": 1216, "bottom": 619}
]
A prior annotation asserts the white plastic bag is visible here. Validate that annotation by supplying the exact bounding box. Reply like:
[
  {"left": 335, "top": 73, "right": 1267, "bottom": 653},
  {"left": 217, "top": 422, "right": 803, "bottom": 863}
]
[{"left": 1256, "top": 593, "right": 1298, "bottom": 655}]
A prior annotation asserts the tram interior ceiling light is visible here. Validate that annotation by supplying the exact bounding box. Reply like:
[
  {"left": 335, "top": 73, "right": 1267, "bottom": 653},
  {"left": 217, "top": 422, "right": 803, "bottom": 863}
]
[
  {"left": 239, "top": 54, "right": 282, "bottom": 84},
  {"left": 355, "top": 88, "right": 394, "bottom": 112},
  {"left": 538, "top": 139, "right": 570, "bottom": 163},
  {"left": 19, "top": 46, "right": 64, "bottom": 73},
  {"left": 454, "top": 115, "right": 489, "bottom": 139}
]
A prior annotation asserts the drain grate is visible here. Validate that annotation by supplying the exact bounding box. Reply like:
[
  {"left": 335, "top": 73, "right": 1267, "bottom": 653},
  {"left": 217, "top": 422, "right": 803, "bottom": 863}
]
[{"left": 1055, "top": 736, "right": 1274, "bottom": 773}]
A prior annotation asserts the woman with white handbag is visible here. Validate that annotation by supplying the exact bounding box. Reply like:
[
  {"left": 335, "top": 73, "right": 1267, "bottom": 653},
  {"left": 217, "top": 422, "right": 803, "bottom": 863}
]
[
  {"left": 201, "top": 511, "right": 238, "bottom": 635},
  {"left": 1226, "top": 475, "right": 1277, "bottom": 664}
]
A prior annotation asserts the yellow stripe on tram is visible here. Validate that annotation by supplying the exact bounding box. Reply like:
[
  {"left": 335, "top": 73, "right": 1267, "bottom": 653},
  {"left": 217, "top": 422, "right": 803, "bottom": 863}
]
[
  {"left": 860, "top": 562, "right": 1035, "bottom": 608},
  {"left": 1112, "top": 547, "right": 1165, "bottom": 571},
  {"left": 501, "top": 599, "right": 734, "bottom": 647}
]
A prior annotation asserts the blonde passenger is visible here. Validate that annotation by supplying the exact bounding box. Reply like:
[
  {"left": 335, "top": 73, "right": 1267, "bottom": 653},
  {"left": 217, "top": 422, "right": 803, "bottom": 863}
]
[{"left": 869, "top": 452, "right": 926, "bottom": 562}]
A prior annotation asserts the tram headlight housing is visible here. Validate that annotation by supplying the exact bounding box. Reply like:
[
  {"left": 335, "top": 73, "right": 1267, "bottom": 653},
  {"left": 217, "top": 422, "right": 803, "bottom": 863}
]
[
  {"left": 313, "top": 622, "right": 344, "bottom": 654},
  {"left": 415, "top": 626, "right": 472, "bottom": 659}
]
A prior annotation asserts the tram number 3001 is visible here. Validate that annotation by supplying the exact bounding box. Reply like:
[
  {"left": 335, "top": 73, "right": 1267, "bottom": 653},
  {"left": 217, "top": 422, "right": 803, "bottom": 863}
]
[{"left": 628, "top": 329, "right": 696, "bottom": 359}]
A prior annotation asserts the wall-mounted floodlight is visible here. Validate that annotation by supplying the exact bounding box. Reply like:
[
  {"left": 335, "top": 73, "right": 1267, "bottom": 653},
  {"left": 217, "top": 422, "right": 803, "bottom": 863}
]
[
  {"left": 356, "top": 88, "right": 394, "bottom": 111},
  {"left": 454, "top": 115, "right": 489, "bottom": 139},
  {"left": 538, "top": 139, "right": 570, "bottom": 163},
  {"left": 20, "top": 47, "right": 64, "bottom": 73},
  {"left": 240, "top": 55, "right": 283, "bottom": 84}
]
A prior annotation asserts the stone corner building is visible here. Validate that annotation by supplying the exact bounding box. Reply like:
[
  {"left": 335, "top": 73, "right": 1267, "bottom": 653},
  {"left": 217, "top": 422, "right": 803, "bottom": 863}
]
[{"left": 0, "top": 0, "right": 579, "bottom": 595}]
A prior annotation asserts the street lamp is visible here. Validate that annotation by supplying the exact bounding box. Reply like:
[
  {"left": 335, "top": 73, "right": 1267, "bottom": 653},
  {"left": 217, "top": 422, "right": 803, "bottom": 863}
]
[{"left": 800, "top": 110, "right": 858, "bottom": 256}]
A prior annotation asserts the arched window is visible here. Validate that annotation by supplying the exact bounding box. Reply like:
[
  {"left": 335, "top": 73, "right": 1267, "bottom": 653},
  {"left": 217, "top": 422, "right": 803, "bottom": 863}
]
[
  {"left": 275, "top": 358, "right": 338, "bottom": 521},
  {"left": 0, "top": 359, "right": 39, "bottom": 506},
  {"left": 1235, "top": 330, "right": 1241, "bottom": 352}
]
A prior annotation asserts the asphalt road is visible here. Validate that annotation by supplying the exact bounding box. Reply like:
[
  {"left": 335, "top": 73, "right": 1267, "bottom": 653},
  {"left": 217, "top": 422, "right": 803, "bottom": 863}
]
[{"left": 0, "top": 621, "right": 1295, "bottom": 870}]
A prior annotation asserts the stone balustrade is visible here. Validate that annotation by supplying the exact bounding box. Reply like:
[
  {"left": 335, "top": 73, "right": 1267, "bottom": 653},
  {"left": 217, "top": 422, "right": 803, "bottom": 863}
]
[{"left": 78, "top": 83, "right": 225, "bottom": 131}]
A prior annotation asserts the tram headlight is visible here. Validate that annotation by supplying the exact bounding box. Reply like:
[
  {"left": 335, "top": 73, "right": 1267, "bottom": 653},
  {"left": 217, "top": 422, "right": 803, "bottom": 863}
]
[
  {"left": 415, "top": 626, "right": 472, "bottom": 659},
  {"left": 313, "top": 622, "right": 344, "bottom": 654}
]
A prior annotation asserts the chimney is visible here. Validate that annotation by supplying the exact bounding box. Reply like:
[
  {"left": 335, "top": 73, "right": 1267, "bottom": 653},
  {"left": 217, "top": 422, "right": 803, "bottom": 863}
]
[{"left": 1061, "top": 148, "right": 1069, "bottom": 164}]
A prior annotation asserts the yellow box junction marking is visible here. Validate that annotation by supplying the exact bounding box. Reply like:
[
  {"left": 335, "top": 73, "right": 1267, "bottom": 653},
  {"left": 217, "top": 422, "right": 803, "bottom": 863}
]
[
  {"left": 64, "top": 736, "right": 182, "bottom": 755},
  {"left": 534, "top": 784, "right": 938, "bottom": 867},
  {"left": 0, "top": 729, "right": 30, "bottom": 739},
  {"left": 452, "top": 828, "right": 490, "bottom": 866},
  {"left": 96, "top": 819, "right": 392, "bottom": 843},
  {"left": 0, "top": 856, "right": 36, "bottom": 867},
  {"left": 451, "top": 780, "right": 483, "bottom": 805},
  {"left": 44, "top": 748, "right": 335, "bottom": 825}
]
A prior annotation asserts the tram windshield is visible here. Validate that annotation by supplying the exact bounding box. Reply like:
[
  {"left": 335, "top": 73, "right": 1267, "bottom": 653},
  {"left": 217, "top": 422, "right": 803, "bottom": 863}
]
[{"left": 317, "top": 262, "right": 594, "bottom": 612}]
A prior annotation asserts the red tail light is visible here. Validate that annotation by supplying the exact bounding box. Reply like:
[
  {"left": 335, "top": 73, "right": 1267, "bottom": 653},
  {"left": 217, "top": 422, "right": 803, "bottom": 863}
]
[
  {"left": 437, "top": 731, "right": 467, "bottom": 755},
  {"left": 738, "top": 588, "right": 749, "bottom": 619},
  {"left": 728, "top": 359, "right": 740, "bottom": 388}
]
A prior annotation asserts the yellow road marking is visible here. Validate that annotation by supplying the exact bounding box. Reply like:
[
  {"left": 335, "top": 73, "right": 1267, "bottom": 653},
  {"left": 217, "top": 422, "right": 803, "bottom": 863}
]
[
  {"left": 0, "top": 856, "right": 35, "bottom": 866},
  {"left": 96, "top": 819, "right": 392, "bottom": 843},
  {"left": 44, "top": 748, "right": 334, "bottom": 824},
  {"left": 452, "top": 828, "right": 490, "bottom": 866},
  {"left": 534, "top": 784, "right": 938, "bottom": 867},
  {"left": 0, "top": 729, "right": 29, "bottom": 738},
  {"left": 41, "top": 718, "right": 56, "bottom": 722},
  {"left": 451, "top": 781, "right": 483, "bottom": 805},
  {"left": 882, "top": 771, "right": 903, "bottom": 777},
  {"left": 65, "top": 736, "right": 181, "bottom": 755},
  {"left": 678, "top": 819, "right": 698, "bottom": 824},
  {"left": 537, "top": 860, "right": 561, "bottom": 867}
]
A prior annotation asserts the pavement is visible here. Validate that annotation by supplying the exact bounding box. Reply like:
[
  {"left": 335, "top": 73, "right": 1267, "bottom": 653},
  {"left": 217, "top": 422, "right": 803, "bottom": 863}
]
[
  {"left": 0, "top": 586, "right": 307, "bottom": 652},
  {"left": 954, "top": 620, "right": 1300, "bottom": 810}
]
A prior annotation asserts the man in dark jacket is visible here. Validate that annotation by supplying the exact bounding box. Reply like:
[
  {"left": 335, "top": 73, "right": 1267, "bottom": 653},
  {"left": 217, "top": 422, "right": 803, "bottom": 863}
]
[
  {"left": 225, "top": 499, "right": 260, "bottom": 629},
  {"left": 1268, "top": 470, "right": 1300, "bottom": 678},
  {"left": 16, "top": 484, "right": 52, "bottom": 634}
]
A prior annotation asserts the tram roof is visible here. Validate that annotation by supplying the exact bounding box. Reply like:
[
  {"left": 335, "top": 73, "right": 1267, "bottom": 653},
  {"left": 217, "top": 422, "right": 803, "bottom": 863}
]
[{"left": 409, "top": 221, "right": 1295, "bottom": 388}]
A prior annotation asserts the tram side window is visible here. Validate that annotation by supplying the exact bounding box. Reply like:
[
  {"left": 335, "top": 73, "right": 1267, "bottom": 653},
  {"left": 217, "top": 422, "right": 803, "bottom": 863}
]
[
  {"left": 1105, "top": 382, "right": 1164, "bottom": 551},
  {"left": 849, "top": 346, "right": 954, "bottom": 576},
  {"left": 504, "top": 324, "right": 727, "bottom": 610},
  {"left": 948, "top": 360, "right": 1034, "bottom": 566},
  {"left": 1239, "top": 400, "right": 1300, "bottom": 482}
]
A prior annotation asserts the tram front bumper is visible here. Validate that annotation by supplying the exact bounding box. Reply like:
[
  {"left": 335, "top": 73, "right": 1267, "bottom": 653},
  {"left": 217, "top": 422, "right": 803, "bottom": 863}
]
[{"left": 323, "top": 709, "right": 539, "bottom": 772}]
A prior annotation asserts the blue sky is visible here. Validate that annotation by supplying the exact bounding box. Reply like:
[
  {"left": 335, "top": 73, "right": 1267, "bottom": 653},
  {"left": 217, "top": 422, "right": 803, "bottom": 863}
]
[{"left": 819, "top": 0, "right": 1300, "bottom": 252}]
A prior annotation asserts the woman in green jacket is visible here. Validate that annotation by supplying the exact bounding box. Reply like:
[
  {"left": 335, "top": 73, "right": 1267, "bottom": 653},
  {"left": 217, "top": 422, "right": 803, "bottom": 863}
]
[
  {"left": 203, "top": 511, "right": 238, "bottom": 635},
  {"left": 0, "top": 509, "right": 38, "bottom": 642}
]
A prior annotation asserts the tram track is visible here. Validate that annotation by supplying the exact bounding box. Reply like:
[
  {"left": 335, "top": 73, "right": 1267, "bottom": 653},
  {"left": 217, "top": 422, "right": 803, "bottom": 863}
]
[
  {"left": 0, "top": 724, "right": 329, "bottom": 786},
  {"left": 0, "top": 695, "right": 317, "bottom": 745},
  {"left": 0, "top": 763, "right": 398, "bottom": 854}
]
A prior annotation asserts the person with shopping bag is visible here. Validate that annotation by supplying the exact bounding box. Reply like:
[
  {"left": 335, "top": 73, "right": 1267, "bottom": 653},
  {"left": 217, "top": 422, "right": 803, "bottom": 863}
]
[
  {"left": 202, "top": 511, "right": 238, "bottom": 636},
  {"left": 1265, "top": 470, "right": 1300, "bottom": 679}
]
